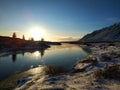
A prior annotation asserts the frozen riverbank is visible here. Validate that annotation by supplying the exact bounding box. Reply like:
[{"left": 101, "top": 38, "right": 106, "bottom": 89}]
[{"left": 1, "top": 43, "right": 120, "bottom": 90}]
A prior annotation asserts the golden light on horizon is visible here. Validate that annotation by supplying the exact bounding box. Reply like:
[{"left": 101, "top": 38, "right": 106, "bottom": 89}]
[{"left": 30, "top": 26, "right": 46, "bottom": 41}]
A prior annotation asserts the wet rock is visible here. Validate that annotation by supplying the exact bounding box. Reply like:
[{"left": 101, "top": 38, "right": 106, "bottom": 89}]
[{"left": 17, "top": 78, "right": 28, "bottom": 87}]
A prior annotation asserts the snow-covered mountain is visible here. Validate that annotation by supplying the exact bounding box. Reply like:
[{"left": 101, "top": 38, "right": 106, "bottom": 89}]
[{"left": 79, "top": 23, "right": 120, "bottom": 42}]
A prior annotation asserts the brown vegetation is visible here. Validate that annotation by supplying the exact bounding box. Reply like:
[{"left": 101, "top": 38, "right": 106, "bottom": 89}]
[
  {"left": 99, "top": 54, "right": 111, "bottom": 61},
  {"left": 94, "top": 64, "right": 120, "bottom": 80},
  {"left": 43, "top": 65, "right": 64, "bottom": 77}
]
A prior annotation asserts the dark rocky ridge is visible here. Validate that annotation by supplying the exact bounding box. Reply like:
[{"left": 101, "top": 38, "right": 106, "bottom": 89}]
[{"left": 79, "top": 23, "right": 120, "bottom": 42}]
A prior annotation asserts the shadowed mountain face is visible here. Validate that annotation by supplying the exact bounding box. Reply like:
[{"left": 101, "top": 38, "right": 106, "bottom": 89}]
[{"left": 79, "top": 23, "right": 120, "bottom": 42}]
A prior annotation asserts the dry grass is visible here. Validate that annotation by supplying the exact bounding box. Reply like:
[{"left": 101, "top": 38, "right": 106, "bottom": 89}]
[
  {"left": 99, "top": 54, "right": 111, "bottom": 61},
  {"left": 42, "top": 65, "right": 64, "bottom": 77},
  {"left": 94, "top": 64, "right": 120, "bottom": 80}
]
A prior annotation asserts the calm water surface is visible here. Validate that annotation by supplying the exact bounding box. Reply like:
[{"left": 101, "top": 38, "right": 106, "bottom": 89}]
[{"left": 0, "top": 44, "right": 91, "bottom": 80}]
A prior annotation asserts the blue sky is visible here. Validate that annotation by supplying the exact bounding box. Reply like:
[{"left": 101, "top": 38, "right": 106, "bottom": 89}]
[{"left": 0, "top": 0, "right": 120, "bottom": 41}]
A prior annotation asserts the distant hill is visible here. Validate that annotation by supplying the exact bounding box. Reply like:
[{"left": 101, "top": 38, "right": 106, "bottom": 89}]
[{"left": 79, "top": 23, "right": 120, "bottom": 42}]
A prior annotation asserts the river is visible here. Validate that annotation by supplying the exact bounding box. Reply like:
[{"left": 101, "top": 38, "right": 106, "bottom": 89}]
[{"left": 0, "top": 44, "right": 91, "bottom": 81}]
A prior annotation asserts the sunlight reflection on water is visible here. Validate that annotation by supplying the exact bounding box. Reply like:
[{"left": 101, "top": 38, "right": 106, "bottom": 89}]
[{"left": 33, "top": 51, "right": 40, "bottom": 57}]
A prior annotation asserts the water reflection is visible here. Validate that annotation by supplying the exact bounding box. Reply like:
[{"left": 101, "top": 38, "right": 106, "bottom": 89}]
[
  {"left": 33, "top": 49, "right": 45, "bottom": 58},
  {"left": 78, "top": 45, "right": 91, "bottom": 54},
  {"left": 12, "top": 52, "right": 17, "bottom": 63},
  {"left": 22, "top": 51, "right": 24, "bottom": 56},
  {"left": 11, "top": 49, "right": 45, "bottom": 63},
  {"left": 34, "top": 51, "right": 40, "bottom": 57},
  {"left": 40, "top": 49, "right": 45, "bottom": 58}
]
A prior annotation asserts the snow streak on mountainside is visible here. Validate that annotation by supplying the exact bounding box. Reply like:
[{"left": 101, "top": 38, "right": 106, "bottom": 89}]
[{"left": 79, "top": 23, "right": 120, "bottom": 42}]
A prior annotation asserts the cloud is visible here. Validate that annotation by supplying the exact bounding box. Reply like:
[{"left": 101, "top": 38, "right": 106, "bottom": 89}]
[
  {"left": 56, "top": 36, "right": 80, "bottom": 41},
  {"left": 106, "top": 17, "right": 120, "bottom": 22},
  {"left": 9, "top": 30, "right": 20, "bottom": 33}
]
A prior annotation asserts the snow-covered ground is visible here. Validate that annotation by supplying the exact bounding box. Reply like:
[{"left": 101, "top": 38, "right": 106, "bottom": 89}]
[{"left": 14, "top": 43, "right": 120, "bottom": 90}]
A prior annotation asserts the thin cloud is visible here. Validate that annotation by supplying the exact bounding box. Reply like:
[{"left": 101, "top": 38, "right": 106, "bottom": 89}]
[
  {"left": 57, "top": 36, "right": 80, "bottom": 41},
  {"left": 106, "top": 17, "right": 120, "bottom": 22},
  {"left": 9, "top": 30, "right": 20, "bottom": 33}
]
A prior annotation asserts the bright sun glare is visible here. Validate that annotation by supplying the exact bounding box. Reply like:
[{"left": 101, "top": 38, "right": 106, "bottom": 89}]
[{"left": 30, "top": 27, "right": 45, "bottom": 41}]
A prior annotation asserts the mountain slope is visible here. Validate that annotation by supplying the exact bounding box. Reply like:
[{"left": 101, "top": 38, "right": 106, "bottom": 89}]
[{"left": 79, "top": 23, "right": 120, "bottom": 42}]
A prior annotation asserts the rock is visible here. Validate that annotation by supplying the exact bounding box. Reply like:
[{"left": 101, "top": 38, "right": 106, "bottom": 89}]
[
  {"left": 77, "top": 55, "right": 97, "bottom": 64},
  {"left": 74, "top": 55, "right": 97, "bottom": 72}
]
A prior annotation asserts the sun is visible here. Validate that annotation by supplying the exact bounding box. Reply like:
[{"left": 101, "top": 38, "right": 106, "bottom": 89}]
[{"left": 30, "top": 27, "right": 45, "bottom": 41}]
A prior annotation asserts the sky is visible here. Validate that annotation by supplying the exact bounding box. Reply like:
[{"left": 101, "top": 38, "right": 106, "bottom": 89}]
[{"left": 0, "top": 0, "right": 120, "bottom": 41}]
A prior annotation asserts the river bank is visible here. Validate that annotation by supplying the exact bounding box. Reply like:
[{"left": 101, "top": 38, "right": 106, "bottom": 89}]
[{"left": 0, "top": 43, "right": 120, "bottom": 90}]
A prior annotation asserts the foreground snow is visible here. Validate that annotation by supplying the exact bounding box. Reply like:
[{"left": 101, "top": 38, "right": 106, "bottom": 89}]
[{"left": 15, "top": 43, "right": 120, "bottom": 90}]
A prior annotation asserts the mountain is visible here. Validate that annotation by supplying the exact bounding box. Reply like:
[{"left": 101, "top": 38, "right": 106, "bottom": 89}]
[{"left": 79, "top": 23, "right": 120, "bottom": 42}]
